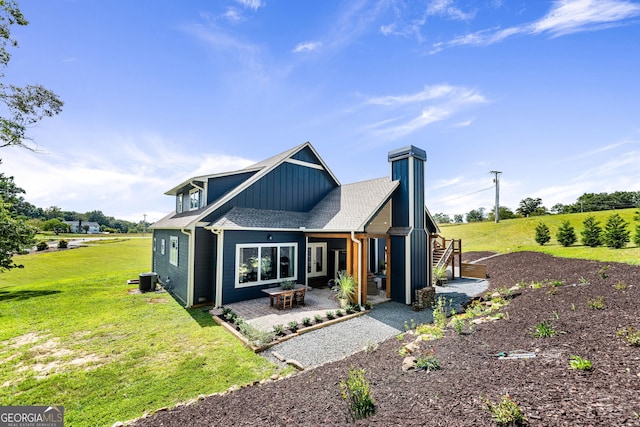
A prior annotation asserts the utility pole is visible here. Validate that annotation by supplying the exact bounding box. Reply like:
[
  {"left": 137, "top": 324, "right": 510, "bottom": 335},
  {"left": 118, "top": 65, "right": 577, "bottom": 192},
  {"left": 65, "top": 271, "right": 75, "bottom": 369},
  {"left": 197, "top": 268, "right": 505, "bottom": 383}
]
[
  {"left": 489, "top": 171, "right": 502, "bottom": 223},
  {"left": 143, "top": 213, "right": 147, "bottom": 234}
]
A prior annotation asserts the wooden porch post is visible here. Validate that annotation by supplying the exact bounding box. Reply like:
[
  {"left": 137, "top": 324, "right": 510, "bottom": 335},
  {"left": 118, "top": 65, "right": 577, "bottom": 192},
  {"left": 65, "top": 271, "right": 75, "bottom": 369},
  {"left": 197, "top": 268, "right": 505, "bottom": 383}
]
[
  {"left": 361, "top": 237, "right": 367, "bottom": 305},
  {"left": 386, "top": 236, "right": 391, "bottom": 298}
]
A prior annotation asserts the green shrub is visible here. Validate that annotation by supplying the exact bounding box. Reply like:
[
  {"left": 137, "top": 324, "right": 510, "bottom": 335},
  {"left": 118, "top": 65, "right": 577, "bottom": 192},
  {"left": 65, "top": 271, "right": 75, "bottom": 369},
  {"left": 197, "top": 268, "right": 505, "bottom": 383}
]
[
  {"left": 603, "top": 213, "right": 630, "bottom": 249},
  {"left": 569, "top": 355, "right": 593, "bottom": 371},
  {"left": 302, "top": 317, "right": 312, "bottom": 327},
  {"left": 335, "top": 309, "right": 344, "bottom": 317},
  {"left": 288, "top": 320, "right": 299, "bottom": 333},
  {"left": 415, "top": 350, "right": 441, "bottom": 372},
  {"left": 617, "top": 327, "right": 640, "bottom": 346},
  {"left": 556, "top": 220, "right": 577, "bottom": 247},
  {"left": 36, "top": 240, "right": 48, "bottom": 251},
  {"left": 314, "top": 314, "right": 323, "bottom": 324},
  {"left": 484, "top": 394, "right": 527, "bottom": 426},
  {"left": 534, "top": 222, "right": 550, "bottom": 245},
  {"left": 326, "top": 310, "right": 335, "bottom": 320},
  {"left": 531, "top": 320, "right": 558, "bottom": 338},
  {"left": 340, "top": 368, "right": 376, "bottom": 420},
  {"left": 587, "top": 296, "right": 605, "bottom": 310},
  {"left": 57, "top": 239, "right": 68, "bottom": 249},
  {"left": 273, "top": 324, "right": 285, "bottom": 336},
  {"left": 581, "top": 216, "right": 602, "bottom": 247},
  {"left": 634, "top": 223, "right": 640, "bottom": 247}
]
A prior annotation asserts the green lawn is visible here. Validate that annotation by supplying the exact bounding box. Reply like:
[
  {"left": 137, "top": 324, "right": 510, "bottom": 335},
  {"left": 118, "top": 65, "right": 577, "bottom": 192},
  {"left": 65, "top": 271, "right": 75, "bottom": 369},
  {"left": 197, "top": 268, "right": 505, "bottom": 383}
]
[
  {"left": 440, "top": 208, "right": 640, "bottom": 264},
  {"left": 0, "top": 238, "right": 278, "bottom": 426}
]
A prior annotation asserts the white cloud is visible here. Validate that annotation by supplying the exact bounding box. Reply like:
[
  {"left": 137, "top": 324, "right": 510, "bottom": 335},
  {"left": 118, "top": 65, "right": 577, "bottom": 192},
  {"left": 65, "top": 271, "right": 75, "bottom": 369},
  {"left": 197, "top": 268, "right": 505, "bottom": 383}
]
[
  {"left": 361, "top": 84, "right": 487, "bottom": 139},
  {"left": 292, "top": 41, "right": 322, "bottom": 53},
  {"left": 235, "top": 0, "right": 263, "bottom": 11},
  {"left": 426, "top": 0, "right": 475, "bottom": 21},
  {"left": 431, "top": 0, "right": 640, "bottom": 52}
]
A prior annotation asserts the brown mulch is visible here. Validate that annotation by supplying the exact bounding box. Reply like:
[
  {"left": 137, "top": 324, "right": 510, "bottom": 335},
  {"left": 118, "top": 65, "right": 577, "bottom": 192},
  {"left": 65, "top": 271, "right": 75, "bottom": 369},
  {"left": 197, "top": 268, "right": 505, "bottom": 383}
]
[{"left": 131, "top": 252, "right": 640, "bottom": 426}]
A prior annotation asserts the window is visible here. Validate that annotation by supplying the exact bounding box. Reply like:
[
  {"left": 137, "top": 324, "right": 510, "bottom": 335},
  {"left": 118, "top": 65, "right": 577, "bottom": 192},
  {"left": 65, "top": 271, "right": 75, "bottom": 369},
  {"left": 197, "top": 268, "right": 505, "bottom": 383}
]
[
  {"left": 153, "top": 237, "right": 157, "bottom": 252},
  {"left": 307, "top": 242, "right": 327, "bottom": 278},
  {"left": 236, "top": 243, "right": 297, "bottom": 287},
  {"left": 176, "top": 193, "right": 183, "bottom": 213},
  {"left": 189, "top": 188, "right": 202, "bottom": 210},
  {"left": 161, "top": 239, "right": 166, "bottom": 255},
  {"left": 169, "top": 236, "right": 179, "bottom": 266}
]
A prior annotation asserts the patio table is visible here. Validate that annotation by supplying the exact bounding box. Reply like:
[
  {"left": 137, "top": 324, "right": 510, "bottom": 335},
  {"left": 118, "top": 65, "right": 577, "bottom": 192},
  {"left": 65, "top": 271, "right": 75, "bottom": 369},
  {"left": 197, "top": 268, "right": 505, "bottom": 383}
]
[{"left": 262, "top": 285, "right": 305, "bottom": 309}]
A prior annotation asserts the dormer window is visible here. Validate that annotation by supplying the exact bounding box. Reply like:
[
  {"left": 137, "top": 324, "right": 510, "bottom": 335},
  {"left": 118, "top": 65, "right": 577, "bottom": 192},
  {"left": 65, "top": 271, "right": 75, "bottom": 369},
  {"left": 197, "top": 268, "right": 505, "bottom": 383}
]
[
  {"left": 189, "top": 188, "right": 202, "bottom": 210},
  {"left": 176, "top": 193, "right": 183, "bottom": 213}
]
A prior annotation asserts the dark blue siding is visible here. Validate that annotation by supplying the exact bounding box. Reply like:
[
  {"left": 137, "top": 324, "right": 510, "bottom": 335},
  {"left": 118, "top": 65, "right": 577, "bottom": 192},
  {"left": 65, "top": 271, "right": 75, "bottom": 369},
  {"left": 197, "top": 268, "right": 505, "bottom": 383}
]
[
  {"left": 221, "top": 230, "right": 306, "bottom": 304},
  {"left": 411, "top": 231, "right": 427, "bottom": 289},
  {"left": 152, "top": 229, "right": 189, "bottom": 305},
  {"left": 292, "top": 146, "right": 321, "bottom": 164},
  {"left": 391, "top": 159, "right": 409, "bottom": 226},
  {"left": 218, "top": 162, "right": 336, "bottom": 214},
  {"left": 207, "top": 172, "right": 255, "bottom": 205},
  {"left": 413, "top": 158, "right": 425, "bottom": 230},
  {"left": 194, "top": 228, "right": 215, "bottom": 304},
  {"left": 390, "top": 236, "right": 406, "bottom": 302}
]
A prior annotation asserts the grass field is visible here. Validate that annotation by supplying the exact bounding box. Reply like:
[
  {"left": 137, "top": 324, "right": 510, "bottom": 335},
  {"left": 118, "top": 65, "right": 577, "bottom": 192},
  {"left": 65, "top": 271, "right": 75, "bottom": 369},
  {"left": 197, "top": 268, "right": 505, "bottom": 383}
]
[
  {"left": 0, "top": 238, "right": 279, "bottom": 426},
  {"left": 440, "top": 208, "right": 640, "bottom": 264}
]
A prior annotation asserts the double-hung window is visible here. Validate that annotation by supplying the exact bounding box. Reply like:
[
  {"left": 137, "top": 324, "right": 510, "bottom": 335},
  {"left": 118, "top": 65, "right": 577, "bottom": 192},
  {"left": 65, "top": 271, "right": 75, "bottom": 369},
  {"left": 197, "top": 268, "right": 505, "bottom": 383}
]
[
  {"left": 176, "top": 193, "right": 183, "bottom": 213},
  {"left": 236, "top": 243, "right": 297, "bottom": 287},
  {"left": 169, "top": 236, "right": 179, "bottom": 266},
  {"left": 189, "top": 188, "right": 202, "bottom": 210}
]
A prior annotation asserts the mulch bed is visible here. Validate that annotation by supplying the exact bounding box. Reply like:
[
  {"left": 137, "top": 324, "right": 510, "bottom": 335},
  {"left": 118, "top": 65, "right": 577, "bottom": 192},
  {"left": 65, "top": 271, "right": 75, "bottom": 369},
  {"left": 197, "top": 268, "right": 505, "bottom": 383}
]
[{"left": 131, "top": 252, "right": 640, "bottom": 426}]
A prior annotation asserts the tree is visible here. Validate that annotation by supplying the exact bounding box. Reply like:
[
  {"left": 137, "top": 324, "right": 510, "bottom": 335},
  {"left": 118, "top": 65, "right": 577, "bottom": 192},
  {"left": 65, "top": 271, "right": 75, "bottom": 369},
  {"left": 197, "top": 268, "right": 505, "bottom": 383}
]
[
  {"left": 602, "top": 213, "right": 630, "bottom": 249},
  {"left": 556, "top": 220, "right": 577, "bottom": 247},
  {"left": 550, "top": 203, "right": 567, "bottom": 214},
  {"left": 0, "top": 1, "right": 63, "bottom": 150},
  {"left": 516, "top": 197, "right": 546, "bottom": 217},
  {"left": 42, "top": 218, "right": 70, "bottom": 235},
  {"left": 487, "top": 206, "right": 518, "bottom": 222},
  {"left": 453, "top": 214, "right": 463, "bottom": 223},
  {"left": 534, "top": 222, "right": 550, "bottom": 246},
  {"left": 465, "top": 207, "right": 485, "bottom": 223},
  {"left": 433, "top": 213, "right": 451, "bottom": 224},
  {"left": 580, "top": 216, "right": 602, "bottom": 247},
  {"left": 634, "top": 223, "right": 640, "bottom": 247},
  {"left": 0, "top": 198, "right": 35, "bottom": 270}
]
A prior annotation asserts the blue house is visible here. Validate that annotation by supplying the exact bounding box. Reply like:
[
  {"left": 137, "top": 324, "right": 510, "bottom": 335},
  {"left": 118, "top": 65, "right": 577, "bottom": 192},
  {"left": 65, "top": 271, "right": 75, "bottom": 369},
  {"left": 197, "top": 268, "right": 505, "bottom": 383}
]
[{"left": 151, "top": 142, "right": 444, "bottom": 307}]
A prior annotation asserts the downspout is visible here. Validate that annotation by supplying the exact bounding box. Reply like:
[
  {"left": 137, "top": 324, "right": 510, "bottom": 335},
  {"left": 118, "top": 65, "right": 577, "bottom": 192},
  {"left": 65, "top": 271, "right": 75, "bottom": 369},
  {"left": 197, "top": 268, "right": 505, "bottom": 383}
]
[
  {"left": 209, "top": 228, "right": 224, "bottom": 308},
  {"left": 180, "top": 228, "right": 194, "bottom": 308},
  {"left": 351, "top": 231, "right": 362, "bottom": 307}
]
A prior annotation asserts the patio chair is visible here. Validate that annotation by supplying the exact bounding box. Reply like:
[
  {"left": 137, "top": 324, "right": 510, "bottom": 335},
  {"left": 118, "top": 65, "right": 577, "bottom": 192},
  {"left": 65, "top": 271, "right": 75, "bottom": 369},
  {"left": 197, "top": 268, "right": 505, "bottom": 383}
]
[
  {"left": 294, "top": 289, "right": 305, "bottom": 307},
  {"left": 278, "top": 291, "right": 294, "bottom": 310}
]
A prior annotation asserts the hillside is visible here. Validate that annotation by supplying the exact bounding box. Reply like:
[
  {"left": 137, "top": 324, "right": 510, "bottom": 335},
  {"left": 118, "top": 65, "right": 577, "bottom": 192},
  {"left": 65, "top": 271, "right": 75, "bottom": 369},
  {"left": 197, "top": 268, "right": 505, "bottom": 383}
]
[{"left": 439, "top": 208, "right": 640, "bottom": 265}]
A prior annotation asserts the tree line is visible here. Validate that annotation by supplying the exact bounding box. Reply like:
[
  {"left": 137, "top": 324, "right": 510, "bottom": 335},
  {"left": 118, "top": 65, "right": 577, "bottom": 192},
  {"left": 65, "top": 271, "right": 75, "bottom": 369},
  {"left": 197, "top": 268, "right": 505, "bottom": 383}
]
[{"left": 433, "top": 191, "right": 640, "bottom": 224}]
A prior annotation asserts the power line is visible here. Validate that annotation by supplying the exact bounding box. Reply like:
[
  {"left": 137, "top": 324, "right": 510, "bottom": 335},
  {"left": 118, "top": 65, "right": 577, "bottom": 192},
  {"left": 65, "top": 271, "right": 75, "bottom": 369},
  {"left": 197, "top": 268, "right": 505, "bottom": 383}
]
[{"left": 439, "top": 185, "right": 494, "bottom": 203}]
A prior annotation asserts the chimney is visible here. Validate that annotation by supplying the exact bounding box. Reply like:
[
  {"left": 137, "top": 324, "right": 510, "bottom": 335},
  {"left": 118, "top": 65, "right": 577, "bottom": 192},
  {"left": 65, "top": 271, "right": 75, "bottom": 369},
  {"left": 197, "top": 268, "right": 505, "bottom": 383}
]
[{"left": 388, "top": 146, "right": 427, "bottom": 304}]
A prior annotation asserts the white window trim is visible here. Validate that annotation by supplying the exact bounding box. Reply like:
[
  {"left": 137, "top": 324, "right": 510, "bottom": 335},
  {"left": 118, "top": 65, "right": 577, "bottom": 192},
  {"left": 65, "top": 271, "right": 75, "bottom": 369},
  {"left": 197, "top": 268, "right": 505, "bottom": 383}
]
[
  {"left": 189, "top": 188, "right": 202, "bottom": 211},
  {"left": 169, "top": 236, "right": 179, "bottom": 266},
  {"left": 176, "top": 193, "right": 183, "bottom": 213},
  {"left": 160, "top": 239, "right": 166, "bottom": 255},
  {"left": 153, "top": 237, "right": 157, "bottom": 252},
  {"left": 235, "top": 242, "right": 298, "bottom": 288},
  {"left": 307, "top": 242, "right": 327, "bottom": 278}
]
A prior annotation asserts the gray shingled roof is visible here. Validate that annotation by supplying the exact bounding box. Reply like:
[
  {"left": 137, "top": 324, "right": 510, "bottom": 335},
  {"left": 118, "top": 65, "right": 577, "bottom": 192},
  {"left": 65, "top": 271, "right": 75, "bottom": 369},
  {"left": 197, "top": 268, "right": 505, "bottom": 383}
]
[{"left": 207, "top": 177, "right": 398, "bottom": 232}]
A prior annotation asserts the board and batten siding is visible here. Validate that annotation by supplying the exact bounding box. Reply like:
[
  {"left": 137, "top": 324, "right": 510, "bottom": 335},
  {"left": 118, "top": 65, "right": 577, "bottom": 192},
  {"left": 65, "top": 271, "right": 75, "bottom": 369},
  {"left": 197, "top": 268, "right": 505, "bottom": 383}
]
[
  {"left": 218, "top": 162, "right": 336, "bottom": 214},
  {"left": 206, "top": 172, "right": 255, "bottom": 205},
  {"left": 152, "top": 229, "right": 189, "bottom": 305},
  {"left": 220, "top": 230, "right": 306, "bottom": 304},
  {"left": 193, "top": 228, "right": 216, "bottom": 304}
]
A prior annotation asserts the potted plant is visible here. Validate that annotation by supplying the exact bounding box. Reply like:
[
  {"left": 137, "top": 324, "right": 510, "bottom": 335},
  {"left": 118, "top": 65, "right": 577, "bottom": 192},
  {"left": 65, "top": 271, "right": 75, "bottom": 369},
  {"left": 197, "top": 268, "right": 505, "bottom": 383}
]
[{"left": 335, "top": 271, "right": 356, "bottom": 308}]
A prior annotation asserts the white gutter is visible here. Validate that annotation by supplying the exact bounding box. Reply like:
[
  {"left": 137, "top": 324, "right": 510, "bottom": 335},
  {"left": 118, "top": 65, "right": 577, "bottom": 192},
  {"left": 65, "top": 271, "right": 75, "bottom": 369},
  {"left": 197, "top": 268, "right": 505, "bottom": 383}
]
[
  {"left": 209, "top": 228, "right": 224, "bottom": 307},
  {"left": 351, "top": 231, "right": 362, "bottom": 307},
  {"left": 180, "top": 228, "right": 194, "bottom": 308}
]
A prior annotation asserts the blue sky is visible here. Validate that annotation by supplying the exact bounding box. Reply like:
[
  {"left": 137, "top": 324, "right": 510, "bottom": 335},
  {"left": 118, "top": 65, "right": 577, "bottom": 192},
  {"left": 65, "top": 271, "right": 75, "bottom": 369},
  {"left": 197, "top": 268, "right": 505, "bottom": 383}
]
[{"left": 3, "top": 0, "right": 640, "bottom": 222}]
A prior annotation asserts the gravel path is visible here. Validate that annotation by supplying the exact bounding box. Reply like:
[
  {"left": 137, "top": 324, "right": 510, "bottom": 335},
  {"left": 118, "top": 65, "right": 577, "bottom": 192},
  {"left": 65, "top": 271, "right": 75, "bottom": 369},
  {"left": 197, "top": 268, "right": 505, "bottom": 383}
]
[{"left": 263, "top": 278, "right": 488, "bottom": 368}]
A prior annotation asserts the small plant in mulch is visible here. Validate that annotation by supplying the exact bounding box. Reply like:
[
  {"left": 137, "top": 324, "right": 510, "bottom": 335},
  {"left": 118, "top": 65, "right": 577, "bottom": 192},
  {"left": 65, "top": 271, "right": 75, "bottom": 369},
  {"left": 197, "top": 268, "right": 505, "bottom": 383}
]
[
  {"left": 335, "top": 309, "right": 344, "bottom": 317},
  {"left": 58, "top": 239, "right": 68, "bottom": 249},
  {"left": 403, "top": 319, "right": 416, "bottom": 331},
  {"left": 326, "top": 310, "right": 335, "bottom": 320},
  {"left": 415, "top": 349, "right": 441, "bottom": 372},
  {"left": 36, "top": 241, "right": 49, "bottom": 251},
  {"left": 363, "top": 302, "right": 373, "bottom": 310},
  {"left": 598, "top": 265, "right": 610, "bottom": 279},
  {"left": 302, "top": 317, "right": 312, "bottom": 327},
  {"left": 288, "top": 320, "right": 299, "bottom": 333},
  {"left": 340, "top": 367, "right": 376, "bottom": 420},
  {"left": 483, "top": 394, "right": 528, "bottom": 426},
  {"left": 273, "top": 324, "right": 286, "bottom": 336},
  {"left": 617, "top": 327, "right": 640, "bottom": 347},
  {"left": 531, "top": 320, "right": 558, "bottom": 338},
  {"left": 415, "top": 324, "right": 444, "bottom": 341},
  {"left": 221, "top": 307, "right": 238, "bottom": 323},
  {"left": 345, "top": 305, "right": 356, "bottom": 315},
  {"left": 613, "top": 281, "right": 627, "bottom": 290},
  {"left": 569, "top": 355, "right": 593, "bottom": 371},
  {"left": 314, "top": 314, "right": 323, "bottom": 324},
  {"left": 587, "top": 296, "right": 606, "bottom": 310}
]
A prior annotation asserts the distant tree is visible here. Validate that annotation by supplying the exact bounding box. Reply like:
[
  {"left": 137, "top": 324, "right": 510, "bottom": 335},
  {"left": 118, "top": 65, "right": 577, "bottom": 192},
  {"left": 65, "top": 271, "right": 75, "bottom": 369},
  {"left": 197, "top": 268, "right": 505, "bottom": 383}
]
[
  {"left": 556, "top": 220, "right": 577, "bottom": 247},
  {"left": 0, "top": 202, "right": 35, "bottom": 270},
  {"left": 634, "top": 223, "right": 640, "bottom": 247},
  {"left": 487, "top": 206, "right": 518, "bottom": 222},
  {"left": 517, "top": 197, "right": 546, "bottom": 217},
  {"left": 465, "top": 207, "right": 485, "bottom": 223},
  {"left": 602, "top": 213, "right": 630, "bottom": 249},
  {"left": 42, "top": 218, "right": 70, "bottom": 235},
  {"left": 433, "top": 213, "right": 451, "bottom": 224},
  {"left": 453, "top": 214, "right": 464, "bottom": 223},
  {"left": 534, "top": 222, "right": 551, "bottom": 246},
  {"left": 82, "top": 224, "right": 90, "bottom": 233},
  {"left": 550, "top": 203, "right": 567, "bottom": 214},
  {"left": 44, "top": 206, "right": 63, "bottom": 220},
  {"left": 580, "top": 216, "right": 602, "bottom": 247}
]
